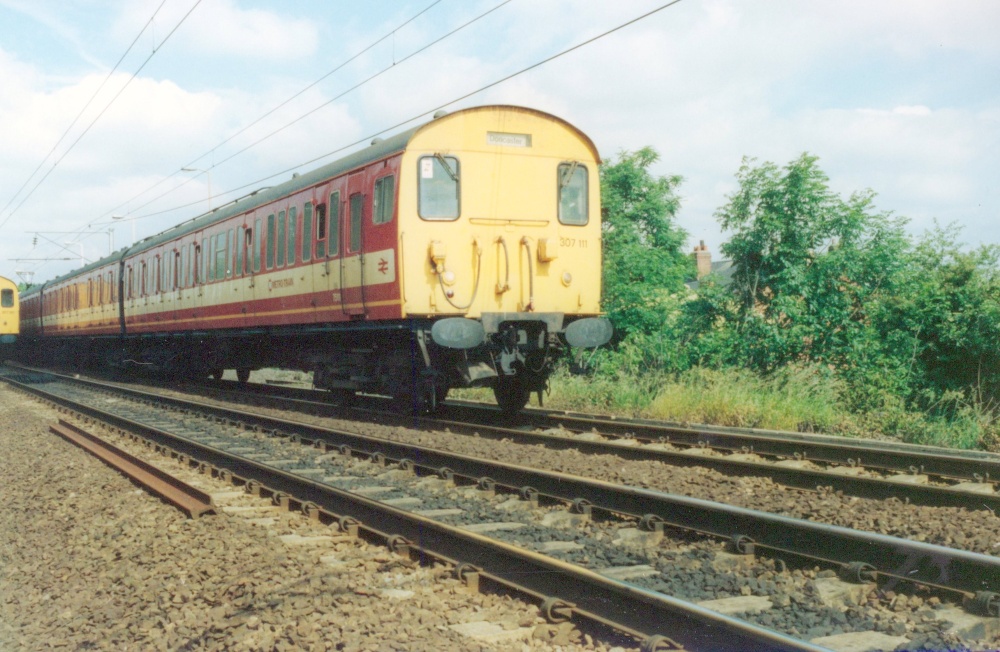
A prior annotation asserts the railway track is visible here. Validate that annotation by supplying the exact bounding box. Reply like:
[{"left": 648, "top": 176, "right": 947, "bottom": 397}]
[
  {"left": 4, "top": 365, "right": 1000, "bottom": 651},
  {"left": 126, "top": 373, "right": 1000, "bottom": 515}
]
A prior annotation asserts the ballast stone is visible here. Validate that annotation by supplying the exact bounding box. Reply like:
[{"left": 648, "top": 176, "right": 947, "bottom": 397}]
[
  {"left": 809, "top": 631, "right": 910, "bottom": 652},
  {"left": 935, "top": 605, "right": 1000, "bottom": 639},
  {"left": 448, "top": 621, "right": 534, "bottom": 643},
  {"left": 696, "top": 595, "right": 773, "bottom": 616},
  {"left": 810, "top": 577, "right": 876, "bottom": 608}
]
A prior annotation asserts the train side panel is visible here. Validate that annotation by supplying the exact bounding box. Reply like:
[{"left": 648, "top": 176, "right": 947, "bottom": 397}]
[{"left": 120, "top": 155, "right": 405, "bottom": 336}]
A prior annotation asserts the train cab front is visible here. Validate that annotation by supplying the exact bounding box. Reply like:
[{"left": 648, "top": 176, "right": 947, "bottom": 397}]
[{"left": 398, "top": 105, "right": 612, "bottom": 413}]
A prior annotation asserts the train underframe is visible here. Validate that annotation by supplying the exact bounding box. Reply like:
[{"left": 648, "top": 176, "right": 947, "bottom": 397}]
[{"left": 17, "top": 314, "right": 594, "bottom": 414}]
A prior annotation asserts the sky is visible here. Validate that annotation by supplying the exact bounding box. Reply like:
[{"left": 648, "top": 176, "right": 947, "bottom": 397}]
[{"left": 0, "top": 0, "right": 997, "bottom": 286}]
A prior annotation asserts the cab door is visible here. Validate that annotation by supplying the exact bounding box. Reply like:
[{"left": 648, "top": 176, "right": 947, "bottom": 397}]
[{"left": 341, "top": 173, "right": 367, "bottom": 317}]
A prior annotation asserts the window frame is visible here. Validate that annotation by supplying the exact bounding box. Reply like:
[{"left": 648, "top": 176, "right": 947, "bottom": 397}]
[
  {"left": 348, "top": 193, "right": 363, "bottom": 254},
  {"left": 277, "top": 210, "right": 286, "bottom": 268},
  {"left": 373, "top": 174, "right": 395, "bottom": 225},
  {"left": 329, "top": 191, "right": 341, "bottom": 257},
  {"left": 253, "top": 218, "right": 262, "bottom": 273},
  {"left": 557, "top": 162, "right": 589, "bottom": 226},
  {"left": 287, "top": 206, "right": 297, "bottom": 266},
  {"left": 266, "top": 214, "right": 276, "bottom": 270},
  {"left": 418, "top": 155, "right": 461, "bottom": 220},
  {"left": 301, "top": 203, "right": 313, "bottom": 263}
]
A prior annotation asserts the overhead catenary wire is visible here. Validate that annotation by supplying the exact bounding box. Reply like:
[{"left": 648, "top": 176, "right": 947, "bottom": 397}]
[
  {"left": 10, "top": 0, "right": 445, "bottom": 280},
  {"left": 98, "top": 0, "right": 445, "bottom": 225},
  {"left": 0, "top": 0, "right": 204, "bottom": 233},
  {"left": 126, "top": 0, "right": 685, "bottom": 225},
  {"left": 102, "top": 0, "right": 506, "bottom": 222},
  {"left": 0, "top": 0, "right": 170, "bottom": 222}
]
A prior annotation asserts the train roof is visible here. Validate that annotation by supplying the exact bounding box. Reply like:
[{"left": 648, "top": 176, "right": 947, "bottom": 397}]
[{"left": 22, "top": 105, "right": 598, "bottom": 297}]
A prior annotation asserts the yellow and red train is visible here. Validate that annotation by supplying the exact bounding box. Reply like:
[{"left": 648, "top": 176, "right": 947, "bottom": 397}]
[
  {"left": 0, "top": 275, "right": 18, "bottom": 345},
  {"left": 17, "top": 105, "right": 612, "bottom": 412}
]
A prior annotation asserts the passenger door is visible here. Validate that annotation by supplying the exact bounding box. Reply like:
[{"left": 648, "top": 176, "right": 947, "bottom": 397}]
[{"left": 342, "top": 173, "right": 366, "bottom": 317}]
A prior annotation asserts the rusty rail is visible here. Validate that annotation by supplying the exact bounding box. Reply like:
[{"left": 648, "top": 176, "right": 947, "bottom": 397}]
[{"left": 50, "top": 419, "right": 215, "bottom": 518}]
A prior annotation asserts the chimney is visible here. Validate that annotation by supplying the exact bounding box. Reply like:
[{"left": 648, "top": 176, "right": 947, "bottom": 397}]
[{"left": 691, "top": 240, "right": 712, "bottom": 279}]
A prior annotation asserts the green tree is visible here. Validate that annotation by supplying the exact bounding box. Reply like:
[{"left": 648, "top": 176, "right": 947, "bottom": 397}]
[
  {"left": 715, "top": 154, "right": 912, "bottom": 405},
  {"left": 890, "top": 226, "right": 1000, "bottom": 406},
  {"left": 600, "top": 147, "right": 690, "bottom": 338}
]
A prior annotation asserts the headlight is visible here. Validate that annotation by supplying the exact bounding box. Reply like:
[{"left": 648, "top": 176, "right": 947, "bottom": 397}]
[{"left": 561, "top": 271, "right": 572, "bottom": 287}]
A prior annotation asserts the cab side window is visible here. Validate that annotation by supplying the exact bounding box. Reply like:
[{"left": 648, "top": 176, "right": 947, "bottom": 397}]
[
  {"left": 418, "top": 156, "right": 459, "bottom": 220},
  {"left": 557, "top": 162, "right": 588, "bottom": 226}
]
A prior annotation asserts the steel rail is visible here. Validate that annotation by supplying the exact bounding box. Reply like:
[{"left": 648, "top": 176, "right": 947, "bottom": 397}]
[
  {"left": 2, "top": 373, "right": 824, "bottom": 652},
  {"left": 477, "top": 401, "right": 1000, "bottom": 483},
  {"left": 10, "top": 364, "right": 1000, "bottom": 484},
  {"left": 10, "top": 370, "right": 1000, "bottom": 601},
  {"left": 144, "top": 376, "right": 1000, "bottom": 512},
  {"left": 170, "top": 374, "right": 1000, "bottom": 487},
  {"left": 49, "top": 419, "right": 215, "bottom": 518}
]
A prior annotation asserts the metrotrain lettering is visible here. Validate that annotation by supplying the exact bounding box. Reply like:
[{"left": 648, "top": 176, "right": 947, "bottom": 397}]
[{"left": 268, "top": 278, "right": 294, "bottom": 290}]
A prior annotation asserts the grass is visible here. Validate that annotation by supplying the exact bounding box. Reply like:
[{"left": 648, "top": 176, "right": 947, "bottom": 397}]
[
  {"left": 265, "top": 363, "right": 998, "bottom": 452},
  {"left": 536, "top": 364, "right": 998, "bottom": 451}
]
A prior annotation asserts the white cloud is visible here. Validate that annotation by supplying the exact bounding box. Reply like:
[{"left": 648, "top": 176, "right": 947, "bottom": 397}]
[
  {"left": 116, "top": 0, "right": 318, "bottom": 60},
  {"left": 2, "top": 0, "right": 999, "bottom": 283}
]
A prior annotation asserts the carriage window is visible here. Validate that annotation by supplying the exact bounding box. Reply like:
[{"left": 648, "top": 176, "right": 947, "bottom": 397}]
[
  {"left": 287, "top": 206, "right": 297, "bottom": 266},
  {"left": 557, "top": 162, "right": 588, "bottom": 225},
  {"left": 418, "top": 156, "right": 460, "bottom": 220},
  {"left": 349, "top": 193, "right": 363, "bottom": 253},
  {"left": 277, "top": 210, "right": 287, "bottom": 268},
  {"left": 373, "top": 175, "right": 395, "bottom": 224},
  {"left": 253, "top": 218, "right": 262, "bottom": 273},
  {"left": 329, "top": 191, "right": 340, "bottom": 256},
  {"left": 266, "top": 214, "right": 276, "bottom": 269},
  {"left": 194, "top": 244, "right": 202, "bottom": 284},
  {"left": 2, "top": 289, "right": 13, "bottom": 308},
  {"left": 301, "top": 203, "right": 313, "bottom": 263},
  {"left": 201, "top": 238, "right": 209, "bottom": 283},
  {"left": 207, "top": 236, "right": 216, "bottom": 282},
  {"left": 214, "top": 233, "right": 228, "bottom": 280},
  {"left": 141, "top": 262, "right": 148, "bottom": 296},
  {"left": 237, "top": 227, "right": 245, "bottom": 276},
  {"left": 226, "top": 229, "right": 234, "bottom": 278},
  {"left": 315, "top": 203, "right": 327, "bottom": 258}
]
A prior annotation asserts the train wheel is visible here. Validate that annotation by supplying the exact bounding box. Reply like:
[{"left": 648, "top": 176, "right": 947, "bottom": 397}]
[
  {"left": 493, "top": 375, "right": 530, "bottom": 415},
  {"left": 208, "top": 369, "right": 223, "bottom": 380},
  {"left": 236, "top": 368, "right": 251, "bottom": 384}
]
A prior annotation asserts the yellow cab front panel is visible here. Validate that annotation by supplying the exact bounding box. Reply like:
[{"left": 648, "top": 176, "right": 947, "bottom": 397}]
[{"left": 396, "top": 106, "right": 603, "bottom": 321}]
